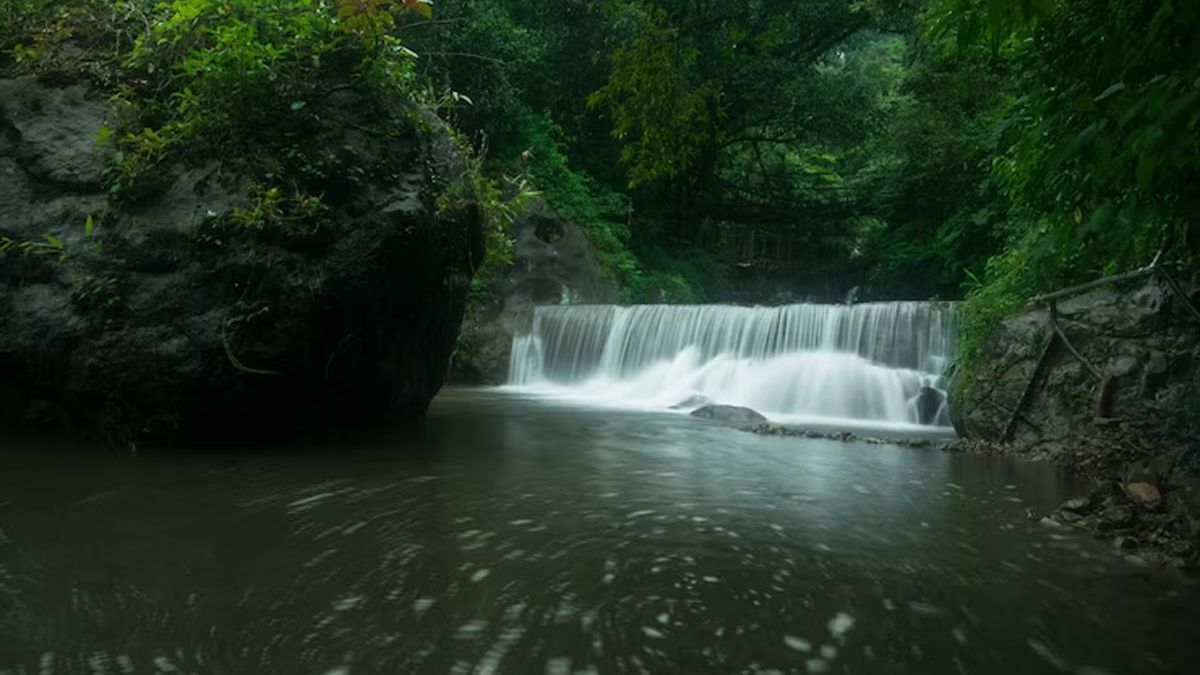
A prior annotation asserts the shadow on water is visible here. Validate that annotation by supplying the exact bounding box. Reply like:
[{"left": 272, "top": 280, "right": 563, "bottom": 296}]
[{"left": 1, "top": 387, "right": 1198, "bottom": 674}]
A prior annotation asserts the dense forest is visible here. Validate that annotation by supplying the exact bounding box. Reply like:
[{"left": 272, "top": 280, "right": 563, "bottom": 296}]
[
  {"left": 4, "top": 3, "right": 1200, "bottom": 669},
  {"left": 2, "top": 0, "right": 1197, "bottom": 371},
  {"left": 404, "top": 0, "right": 1199, "bottom": 367}
]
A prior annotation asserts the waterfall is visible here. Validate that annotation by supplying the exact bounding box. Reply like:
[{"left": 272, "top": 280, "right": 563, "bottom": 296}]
[{"left": 508, "top": 303, "right": 957, "bottom": 428}]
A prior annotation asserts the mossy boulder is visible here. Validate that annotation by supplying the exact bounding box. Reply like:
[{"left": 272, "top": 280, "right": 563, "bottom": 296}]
[{"left": 0, "top": 75, "right": 482, "bottom": 443}]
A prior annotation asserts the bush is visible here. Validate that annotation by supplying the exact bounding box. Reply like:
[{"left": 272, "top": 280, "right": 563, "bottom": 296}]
[{"left": 503, "top": 112, "right": 642, "bottom": 295}]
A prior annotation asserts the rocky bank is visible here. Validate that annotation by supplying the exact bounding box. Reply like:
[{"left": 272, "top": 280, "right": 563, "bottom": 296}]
[
  {"left": 0, "top": 75, "right": 482, "bottom": 443},
  {"left": 953, "top": 272, "right": 1200, "bottom": 569}
]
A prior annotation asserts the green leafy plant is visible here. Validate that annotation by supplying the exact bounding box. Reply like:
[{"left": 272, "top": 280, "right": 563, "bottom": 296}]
[
  {"left": 0, "top": 233, "right": 66, "bottom": 261},
  {"left": 230, "top": 184, "right": 329, "bottom": 233}
]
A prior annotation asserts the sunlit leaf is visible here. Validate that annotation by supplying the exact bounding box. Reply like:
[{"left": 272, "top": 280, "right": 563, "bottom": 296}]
[
  {"left": 1094, "top": 82, "right": 1126, "bottom": 102},
  {"left": 403, "top": 0, "right": 433, "bottom": 18}
]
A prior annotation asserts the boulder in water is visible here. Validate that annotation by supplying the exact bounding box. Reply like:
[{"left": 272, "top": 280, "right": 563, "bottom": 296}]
[
  {"left": 0, "top": 76, "right": 482, "bottom": 443},
  {"left": 914, "top": 386, "right": 945, "bottom": 425},
  {"left": 690, "top": 404, "right": 768, "bottom": 424}
]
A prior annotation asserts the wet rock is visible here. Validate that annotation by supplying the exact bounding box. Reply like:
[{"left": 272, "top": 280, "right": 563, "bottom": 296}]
[
  {"left": 1168, "top": 540, "right": 1196, "bottom": 558},
  {"left": 1112, "top": 535, "right": 1139, "bottom": 550},
  {"left": 1060, "top": 496, "right": 1091, "bottom": 513},
  {"left": 1056, "top": 509, "right": 1084, "bottom": 524},
  {"left": 914, "top": 386, "right": 944, "bottom": 426},
  {"left": 1123, "top": 482, "right": 1162, "bottom": 506},
  {"left": 1098, "top": 505, "right": 1136, "bottom": 530},
  {"left": 1123, "top": 461, "right": 1158, "bottom": 485},
  {"left": 1133, "top": 549, "right": 1180, "bottom": 568},
  {"left": 691, "top": 405, "right": 769, "bottom": 425}
]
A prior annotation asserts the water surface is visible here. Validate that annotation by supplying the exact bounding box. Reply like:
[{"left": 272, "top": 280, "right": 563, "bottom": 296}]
[{"left": 1, "top": 388, "right": 1197, "bottom": 674}]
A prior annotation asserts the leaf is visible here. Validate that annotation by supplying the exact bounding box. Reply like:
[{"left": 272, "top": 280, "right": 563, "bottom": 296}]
[
  {"left": 45, "top": 235, "right": 63, "bottom": 249},
  {"left": 1094, "top": 82, "right": 1126, "bottom": 102},
  {"left": 84, "top": 214, "right": 95, "bottom": 236},
  {"left": 1083, "top": 202, "right": 1115, "bottom": 233},
  {"left": 290, "top": 100, "right": 306, "bottom": 111},
  {"left": 403, "top": 0, "right": 434, "bottom": 18}
]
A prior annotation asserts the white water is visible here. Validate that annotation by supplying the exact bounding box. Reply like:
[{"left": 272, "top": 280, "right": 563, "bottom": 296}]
[{"left": 507, "top": 303, "right": 957, "bottom": 429}]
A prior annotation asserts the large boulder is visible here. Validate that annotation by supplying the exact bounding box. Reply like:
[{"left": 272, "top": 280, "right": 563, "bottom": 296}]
[
  {"left": 0, "top": 76, "right": 482, "bottom": 442},
  {"left": 690, "top": 404, "right": 769, "bottom": 425},
  {"left": 451, "top": 202, "right": 617, "bottom": 384},
  {"left": 951, "top": 275, "right": 1199, "bottom": 446}
]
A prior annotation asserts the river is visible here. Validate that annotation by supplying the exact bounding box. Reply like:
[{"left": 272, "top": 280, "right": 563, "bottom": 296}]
[{"left": 2, "top": 388, "right": 1198, "bottom": 674}]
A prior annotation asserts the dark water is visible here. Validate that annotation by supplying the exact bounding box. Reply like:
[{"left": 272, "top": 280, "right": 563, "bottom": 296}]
[{"left": 1, "top": 388, "right": 1198, "bottom": 675}]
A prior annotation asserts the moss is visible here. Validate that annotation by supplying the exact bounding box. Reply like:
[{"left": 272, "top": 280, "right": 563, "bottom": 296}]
[{"left": 3, "top": 1, "right": 437, "bottom": 212}]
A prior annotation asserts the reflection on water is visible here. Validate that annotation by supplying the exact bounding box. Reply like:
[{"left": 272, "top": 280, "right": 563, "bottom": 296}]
[{"left": 0, "top": 388, "right": 1197, "bottom": 674}]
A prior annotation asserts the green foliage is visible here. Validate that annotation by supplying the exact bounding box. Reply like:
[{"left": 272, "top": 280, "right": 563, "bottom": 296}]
[
  {"left": 509, "top": 113, "right": 641, "bottom": 294},
  {"left": 0, "top": 233, "right": 66, "bottom": 261},
  {"left": 231, "top": 184, "right": 329, "bottom": 233},
  {"left": 930, "top": 0, "right": 1200, "bottom": 369},
  {"left": 71, "top": 273, "right": 124, "bottom": 327},
  {"left": 0, "top": 214, "right": 102, "bottom": 263},
  {"left": 440, "top": 135, "right": 538, "bottom": 302},
  {"left": 0, "top": 0, "right": 436, "bottom": 200},
  {"left": 588, "top": 2, "right": 721, "bottom": 187},
  {"left": 110, "top": 0, "right": 340, "bottom": 193},
  {"left": 626, "top": 242, "right": 728, "bottom": 303}
]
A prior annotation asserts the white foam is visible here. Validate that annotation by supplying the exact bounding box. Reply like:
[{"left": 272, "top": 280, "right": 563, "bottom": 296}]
[{"left": 507, "top": 303, "right": 957, "bottom": 428}]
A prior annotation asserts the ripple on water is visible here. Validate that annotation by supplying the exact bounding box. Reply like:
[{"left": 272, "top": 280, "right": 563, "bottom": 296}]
[
  {"left": 784, "top": 636, "right": 812, "bottom": 652},
  {"left": 4, "top": 390, "right": 1200, "bottom": 675}
]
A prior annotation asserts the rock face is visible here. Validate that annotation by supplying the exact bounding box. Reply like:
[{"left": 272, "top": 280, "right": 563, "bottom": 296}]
[
  {"left": 0, "top": 76, "right": 482, "bottom": 442},
  {"left": 451, "top": 202, "right": 617, "bottom": 384},
  {"left": 690, "top": 404, "right": 769, "bottom": 425},
  {"left": 953, "top": 274, "right": 1200, "bottom": 569},
  {"left": 914, "top": 385, "right": 945, "bottom": 426},
  {"left": 952, "top": 275, "right": 1199, "bottom": 446}
]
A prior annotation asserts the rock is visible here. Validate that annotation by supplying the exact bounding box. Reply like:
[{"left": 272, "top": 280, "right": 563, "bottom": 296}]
[
  {"left": 1060, "top": 496, "right": 1092, "bottom": 513},
  {"left": 1133, "top": 550, "right": 1179, "bottom": 568},
  {"left": 0, "top": 77, "right": 482, "bottom": 443},
  {"left": 1123, "top": 461, "right": 1158, "bottom": 485},
  {"left": 1112, "top": 535, "right": 1139, "bottom": 550},
  {"left": 1056, "top": 509, "right": 1084, "bottom": 523},
  {"left": 914, "top": 385, "right": 945, "bottom": 426},
  {"left": 951, "top": 275, "right": 1199, "bottom": 447},
  {"left": 0, "top": 76, "right": 107, "bottom": 188},
  {"left": 690, "top": 404, "right": 769, "bottom": 424},
  {"left": 1098, "top": 505, "right": 1137, "bottom": 530},
  {"left": 1167, "top": 540, "right": 1196, "bottom": 558},
  {"left": 449, "top": 202, "right": 618, "bottom": 384},
  {"left": 1123, "top": 482, "right": 1162, "bottom": 505}
]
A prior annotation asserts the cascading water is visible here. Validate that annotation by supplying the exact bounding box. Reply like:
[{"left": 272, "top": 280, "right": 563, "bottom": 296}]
[{"left": 508, "top": 303, "right": 957, "bottom": 429}]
